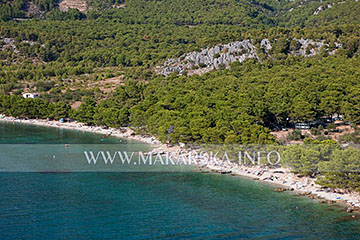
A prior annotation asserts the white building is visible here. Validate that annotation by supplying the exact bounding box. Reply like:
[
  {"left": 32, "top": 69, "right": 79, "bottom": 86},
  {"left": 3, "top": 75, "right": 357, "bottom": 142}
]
[{"left": 22, "top": 93, "right": 40, "bottom": 99}]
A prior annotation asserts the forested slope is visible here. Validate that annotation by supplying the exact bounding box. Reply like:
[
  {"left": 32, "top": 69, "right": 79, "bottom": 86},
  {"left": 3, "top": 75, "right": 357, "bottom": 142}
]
[{"left": 1, "top": 0, "right": 360, "bottom": 146}]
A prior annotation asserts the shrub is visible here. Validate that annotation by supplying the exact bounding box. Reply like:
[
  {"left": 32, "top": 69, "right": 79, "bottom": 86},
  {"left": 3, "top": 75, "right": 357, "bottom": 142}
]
[
  {"left": 327, "top": 123, "right": 337, "bottom": 132},
  {"left": 288, "top": 130, "right": 303, "bottom": 141},
  {"left": 311, "top": 127, "right": 321, "bottom": 136}
]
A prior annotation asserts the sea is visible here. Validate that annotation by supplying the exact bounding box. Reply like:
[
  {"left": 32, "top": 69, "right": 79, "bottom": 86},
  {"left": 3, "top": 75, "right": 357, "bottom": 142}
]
[{"left": 0, "top": 121, "right": 360, "bottom": 239}]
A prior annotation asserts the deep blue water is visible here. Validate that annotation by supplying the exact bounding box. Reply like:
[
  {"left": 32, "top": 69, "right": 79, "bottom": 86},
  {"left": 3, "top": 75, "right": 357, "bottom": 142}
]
[{"left": 1, "top": 121, "right": 360, "bottom": 239}]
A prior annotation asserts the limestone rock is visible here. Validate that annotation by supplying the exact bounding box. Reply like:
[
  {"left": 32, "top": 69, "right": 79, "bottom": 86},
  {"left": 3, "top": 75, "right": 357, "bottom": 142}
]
[{"left": 156, "top": 38, "right": 342, "bottom": 76}]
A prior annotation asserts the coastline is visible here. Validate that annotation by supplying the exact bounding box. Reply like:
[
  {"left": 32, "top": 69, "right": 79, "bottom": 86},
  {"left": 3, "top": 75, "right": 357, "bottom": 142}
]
[
  {"left": 1, "top": 116, "right": 359, "bottom": 211},
  {"left": 0, "top": 116, "right": 163, "bottom": 146},
  {"left": 201, "top": 164, "right": 360, "bottom": 209}
]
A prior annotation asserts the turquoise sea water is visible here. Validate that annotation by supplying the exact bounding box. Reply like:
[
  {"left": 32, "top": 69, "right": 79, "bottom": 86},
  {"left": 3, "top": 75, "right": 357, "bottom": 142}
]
[{"left": 1, "top": 121, "right": 360, "bottom": 239}]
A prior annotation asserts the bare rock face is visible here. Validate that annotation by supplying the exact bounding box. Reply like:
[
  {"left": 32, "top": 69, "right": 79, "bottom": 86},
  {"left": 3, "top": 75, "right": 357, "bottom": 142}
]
[
  {"left": 156, "top": 39, "right": 259, "bottom": 76},
  {"left": 156, "top": 38, "right": 342, "bottom": 76},
  {"left": 59, "top": 0, "right": 87, "bottom": 12},
  {"left": 261, "top": 39, "right": 272, "bottom": 52}
]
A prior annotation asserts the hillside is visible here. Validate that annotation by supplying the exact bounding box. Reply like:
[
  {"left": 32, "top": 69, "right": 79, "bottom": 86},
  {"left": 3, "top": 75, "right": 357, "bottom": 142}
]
[
  {"left": 0, "top": 0, "right": 122, "bottom": 19},
  {"left": 1, "top": 0, "right": 359, "bottom": 26},
  {"left": 275, "top": 0, "right": 360, "bottom": 27},
  {"left": 0, "top": 0, "right": 360, "bottom": 146}
]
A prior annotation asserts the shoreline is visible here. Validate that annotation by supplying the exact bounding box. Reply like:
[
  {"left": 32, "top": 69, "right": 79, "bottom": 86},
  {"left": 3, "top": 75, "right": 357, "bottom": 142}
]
[
  {"left": 0, "top": 116, "right": 163, "bottom": 146},
  {"left": 200, "top": 164, "right": 360, "bottom": 210},
  {"left": 1, "top": 116, "right": 360, "bottom": 211}
]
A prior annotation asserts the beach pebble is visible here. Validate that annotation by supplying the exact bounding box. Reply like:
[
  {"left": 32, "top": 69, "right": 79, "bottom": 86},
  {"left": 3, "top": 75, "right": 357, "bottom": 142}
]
[
  {"left": 346, "top": 208, "right": 354, "bottom": 213},
  {"left": 274, "top": 187, "right": 287, "bottom": 192}
]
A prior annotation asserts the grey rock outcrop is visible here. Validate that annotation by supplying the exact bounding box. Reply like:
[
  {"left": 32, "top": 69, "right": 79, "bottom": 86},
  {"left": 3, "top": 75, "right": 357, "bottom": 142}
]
[
  {"left": 156, "top": 38, "right": 342, "bottom": 76},
  {"left": 156, "top": 39, "right": 259, "bottom": 76}
]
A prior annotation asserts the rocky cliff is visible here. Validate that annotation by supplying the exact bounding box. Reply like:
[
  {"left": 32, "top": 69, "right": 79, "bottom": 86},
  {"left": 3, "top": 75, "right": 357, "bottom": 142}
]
[
  {"left": 156, "top": 38, "right": 342, "bottom": 76},
  {"left": 59, "top": 0, "right": 87, "bottom": 12}
]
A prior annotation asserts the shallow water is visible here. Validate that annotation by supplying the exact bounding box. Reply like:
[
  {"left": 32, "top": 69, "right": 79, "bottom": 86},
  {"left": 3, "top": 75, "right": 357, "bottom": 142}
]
[{"left": 0, "top": 121, "right": 360, "bottom": 239}]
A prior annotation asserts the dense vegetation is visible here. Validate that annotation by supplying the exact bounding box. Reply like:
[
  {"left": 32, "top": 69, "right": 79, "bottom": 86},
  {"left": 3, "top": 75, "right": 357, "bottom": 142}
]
[
  {"left": 280, "top": 139, "right": 360, "bottom": 192},
  {"left": 2, "top": 54, "right": 360, "bottom": 144},
  {"left": 1, "top": 1, "right": 360, "bottom": 143},
  {"left": 2, "top": 0, "right": 360, "bottom": 26},
  {"left": 1, "top": 0, "right": 360, "bottom": 190}
]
